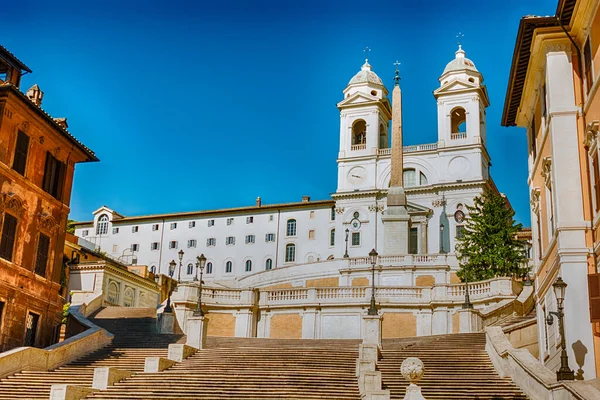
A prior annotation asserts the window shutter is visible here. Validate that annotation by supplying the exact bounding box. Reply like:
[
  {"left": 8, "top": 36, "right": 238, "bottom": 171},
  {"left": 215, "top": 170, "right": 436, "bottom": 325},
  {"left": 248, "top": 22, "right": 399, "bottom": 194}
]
[
  {"left": 589, "top": 274, "right": 600, "bottom": 322},
  {"left": 0, "top": 214, "right": 18, "bottom": 261},
  {"left": 35, "top": 233, "right": 50, "bottom": 276},
  {"left": 12, "top": 131, "right": 29, "bottom": 176}
]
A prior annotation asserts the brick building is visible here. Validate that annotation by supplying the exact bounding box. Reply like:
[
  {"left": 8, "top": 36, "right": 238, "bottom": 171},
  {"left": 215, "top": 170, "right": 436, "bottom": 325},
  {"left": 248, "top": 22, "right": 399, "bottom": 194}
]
[{"left": 0, "top": 44, "right": 97, "bottom": 350}]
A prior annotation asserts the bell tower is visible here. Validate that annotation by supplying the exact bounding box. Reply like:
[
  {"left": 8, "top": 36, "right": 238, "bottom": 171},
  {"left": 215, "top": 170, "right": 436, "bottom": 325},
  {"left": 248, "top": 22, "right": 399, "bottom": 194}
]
[{"left": 434, "top": 46, "right": 490, "bottom": 148}]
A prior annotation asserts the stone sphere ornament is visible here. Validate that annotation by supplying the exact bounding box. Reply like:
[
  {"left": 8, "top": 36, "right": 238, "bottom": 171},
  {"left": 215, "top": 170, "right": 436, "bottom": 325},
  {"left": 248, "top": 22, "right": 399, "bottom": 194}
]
[{"left": 400, "top": 357, "right": 425, "bottom": 384}]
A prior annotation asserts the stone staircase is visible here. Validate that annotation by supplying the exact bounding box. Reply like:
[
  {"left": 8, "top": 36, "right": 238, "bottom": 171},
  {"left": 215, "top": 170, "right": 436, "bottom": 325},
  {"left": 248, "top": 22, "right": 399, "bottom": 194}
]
[
  {"left": 379, "top": 332, "right": 528, "bottom": 399},
  {"left": 0, "top": 307, "right": 184, "bottom": 400},
  {"left": 87, "top": 336, "right": 363, "bottom": 399}
]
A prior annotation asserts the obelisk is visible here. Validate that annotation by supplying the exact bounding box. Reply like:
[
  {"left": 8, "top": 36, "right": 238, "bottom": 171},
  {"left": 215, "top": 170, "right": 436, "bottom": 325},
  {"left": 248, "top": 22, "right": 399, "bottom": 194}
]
[{"left": 382, "top": 63, "right": 410, "bottom": 255}]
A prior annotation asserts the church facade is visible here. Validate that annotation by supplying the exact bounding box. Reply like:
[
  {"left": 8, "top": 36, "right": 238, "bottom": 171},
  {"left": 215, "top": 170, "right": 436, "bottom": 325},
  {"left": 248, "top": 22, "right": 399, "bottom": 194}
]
[{"left": 73, "top": 46, "right": 494, "bottom": 290}]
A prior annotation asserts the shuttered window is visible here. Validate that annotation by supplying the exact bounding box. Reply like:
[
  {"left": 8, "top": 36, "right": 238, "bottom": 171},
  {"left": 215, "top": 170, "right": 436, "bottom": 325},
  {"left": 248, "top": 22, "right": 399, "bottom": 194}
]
[
  {"left": 35, "top": 233, "right": 50, "bottom": 277},
  {"left": 0, "top": 214, "right": 17, "bottom": 261},
  {"left": 588, "top": 274, "right": 600, "bottom": 322},
  {"left": 584, "top": 37, "right": 593, "bottom": 94},
  {"left": 12, "top": 131, "right": 29, "bottom": 176},
  {"left": 409, "top": 227, "right": 418, "bottom": 254},
  {"left": 593, "top": 153, "right": 600, "bottom": 212},
  {"left": 42, "top": 152, "right": 66, "bottom": 201}
]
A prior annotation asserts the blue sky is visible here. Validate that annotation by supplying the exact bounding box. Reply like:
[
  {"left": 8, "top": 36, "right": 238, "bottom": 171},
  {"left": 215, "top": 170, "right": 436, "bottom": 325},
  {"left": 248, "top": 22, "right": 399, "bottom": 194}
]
[{"left": 4, "top": 0, "right": 557, "bottom": 224}]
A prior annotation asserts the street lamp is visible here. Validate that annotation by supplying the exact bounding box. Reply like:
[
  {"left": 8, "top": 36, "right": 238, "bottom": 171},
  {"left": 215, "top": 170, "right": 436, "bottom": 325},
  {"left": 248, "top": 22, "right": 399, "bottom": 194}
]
[
  {"left": 177, "top": 249, "right": 184, "bottom": 282},
  {"left": 546, "top": 277, "right": 574, "bottom": 381},
  {"left": 194, "top": 254, "right": 207, "bottom": 316},
  {"left": 367, "top": 248, "right": 378, "bottom": 316},
  {"left": 344, "top": 228, "right": 350, "bottom": 258},
  {"left": 439, "top": 223, "right": 445, "bottom": 254},
  {"left": 165, "top": 259, "right": 176, "bottom": 313},
  {"left": 458, "top": 252, "right": 472, "bottom": 309}
]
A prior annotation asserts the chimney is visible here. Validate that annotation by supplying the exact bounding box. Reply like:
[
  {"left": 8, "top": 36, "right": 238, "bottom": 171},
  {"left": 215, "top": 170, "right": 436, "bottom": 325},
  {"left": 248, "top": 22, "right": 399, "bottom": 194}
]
[
  {"left": 256, "top": 197, "right": 262, "bottom": 207},
  {"left": 26, "top": 84, "right": 44, "bottom": 107},
  {"left": 302, "top": 196, "right": 310, "bottom": 203},
  {"left": 54, "top": 118, "right": 68, "bottom": 129}
]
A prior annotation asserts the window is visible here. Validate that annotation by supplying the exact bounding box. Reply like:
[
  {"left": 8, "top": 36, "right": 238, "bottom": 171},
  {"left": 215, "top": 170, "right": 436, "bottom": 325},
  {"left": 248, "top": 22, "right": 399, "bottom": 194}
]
[
  {"left": 245, "top": 235, "right": 255, "bottom": 244},
  {"left": 308, "top": 230, "right": 315, "bottom": 240},
  {"left": 331, "top": 207, "right": 336, "bottom": 221},
  {"left": 225, "top": 261, "right": 232, "bottom": 273},
  {"left": 286, "top": 219, "right": 297, "bottom": 236},
  {"left": 82, "top": 229, "right": 89, "bottom": 236},
  {"left": 245, "top": 260, "right": 252, "bottom": 272},
  {"left": 207, "top": 238, "right": 216, "bottom": 246},
  {"left": 42, "top": 152, "right": 66, "bottom": 201},
  {"left": 207, "top": 219, "right": 214, "bottom": 227},
  {"left": 309, "top": 211, "right": 315, "bottom": 219},
  {"left": 96, "top": 214, "right": 109, "bottom": 235},
  {"left": 151, "top": 242, "right": 159, "bottom": 251},
  {"left": 330, "top": 229, "right": 335, "bottom": 246},
  {"left": 35, "top": 233, "right": 50, "bottom": 277},
  {"left": 226, "top": 236, "right": 235, "bottom": 245},
  {"left": 0, "top": 214, "right": 18, "bottom": 261},
  {"left": 12, "top": 131, "right": 29, "bottom": 176},
  {"left": 285, "top": 243, "right": 296, "bottom": 262},
  {"left": 530, "top": 118, "right": 537, "bottom": 161},
  {"left": 594, "top": 153, "right": 600, "bottom": 212},
  {"left": 152, "top": 224, "right": 159, "bottom": 231},
  {"left": 112, "top": 227, "right": 119, "bottom": 234},
  {"left": 112, "top": 244, "right": 118, "bottom": 252},
  {"left": 352, "top": 119, "right": 367, "bottom": 145},
  {"left": 189, "top": 221, "right": 196, "bottom": 228},
  {"left": 227, "top": 218, "right": 234, "bottom": 225},
  {"left": 265, "top": 233, "right": 275, "bottom": 242},
  {"left": 409, "top": 227, "right": 418, "bottom": 254},
  {"left": 403, "top": 169, "right": 417, "bottom": 187},
  {"left": 131, "top": 244, "right": 139, "bottom": 252},
  {"left": 450, "top": 107, "right": 467, "bottom": 133},
  {"left": 269, "top": 215, "right": 274, "bottom": 222},
  {"left": 108, "top": 282, "right": 119, "bottom": 304},
  {"left": 456, "top": 225, "right": 465, "bottom": 239},
  {"left": 132, "top": 226, "right": 139, "bottom": 233},
  {"left": 188, "top": 239, "right": 197, "bottom": 248},
  {"left": 206, "top": 262, "right": 213, "bottom": 274},
  {"left": 419, "top": 172, "right": 428, "bottom": 185},
  {"left": 584, "top": 36, "right": 593, "bottom": 94},
  {"left": 170, "top": 223, "right": 177, "bottom": 230},
  {"left": 150, "top": 265, "right": 156, "bottom": 274},
  {"left": 169, "top": 241, "right": 178, "bottom": 249},
  {"left": 265, "top": 258, "right": 273, "bottom": 270},
  {"left": 351, "top": 232, "right": 360, "bottom": 246},
  {"left": 187, "top": 263, "right": 194, "bottom": 275},
  {"left": 246, "top": 216, "right": 254, "bottom": 224},
  {"left": 24, "top": 312, "right": 40, "bottom": 347}
]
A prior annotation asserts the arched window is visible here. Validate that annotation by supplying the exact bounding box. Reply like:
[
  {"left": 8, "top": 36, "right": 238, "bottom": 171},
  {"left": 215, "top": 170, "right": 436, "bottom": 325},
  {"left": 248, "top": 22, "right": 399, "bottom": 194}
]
[
  {"left": 352, "top": 119, "right": 367, "bottom": 145},
  {"left": 225, "top": 261, "right": 232, "bottom": 273},
  {"left": 96, "top": 214, "right": 109, "bottom": 235},
  {"left": 187, "top": 263, "right": 193, "bottom": 275},
  {"left": 419, "top": 172, "right": 428, "bottom": 185},
  {"left": 451, "top": 107, "right": 467, "bottom": 133},
  {"left": 245, "top": 260, "right": 252, "bottom": 272},
  {"left": 123, "top": 287, "right": 134, "bottom": 307},
  {"left": 403, "top": 169, "right": 417, "bottom": 187},
  {"left": 150, "top": 265, "right": 156, "bottom": 274},
  {"left": 285, "top": 243, "right": 296, "bottom": 262},
  {"left": 206, "top": 262, "right": 213, "bottom": 274},
  {"left": 379, "top": 123, "right": 387, "bottom": 148},
  {"left": 265, "top": 258, "right": 273, "bottom": 270},
  {"left": 107, "top": 282, "right": 119, "bottom": 304},
  {"left": 330, "top": 228, "right": 335, "bottom": 246},
  {"left": 286, "top": 219, "right": 297, "bottom": 237}
]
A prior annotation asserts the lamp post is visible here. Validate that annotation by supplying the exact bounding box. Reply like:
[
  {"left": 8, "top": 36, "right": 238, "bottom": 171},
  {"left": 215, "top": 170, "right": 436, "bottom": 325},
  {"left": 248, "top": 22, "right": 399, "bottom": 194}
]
[
  {"left": 177, "top": 249, "right": 184, "bottom": 282},
  {"left": 194, "top": 254, "right": 207, "bottom": 316},
  {"left": 367, "top": 248, "right": 378, "bottom": 316},
  {"left": 165, "top": 260, "right": 176, "bottom": 313},
  {"left": 344, "top": 228, "right": 350, "bottom": 258},
  {"left": 459, "top": 252, "right": 472, "bottom": 309},
  {"left": 439, "top": 223, "right": 445, "bottom": 254},
  {"left": 546, "top": 277, "right": 574, "bottom": 381}
]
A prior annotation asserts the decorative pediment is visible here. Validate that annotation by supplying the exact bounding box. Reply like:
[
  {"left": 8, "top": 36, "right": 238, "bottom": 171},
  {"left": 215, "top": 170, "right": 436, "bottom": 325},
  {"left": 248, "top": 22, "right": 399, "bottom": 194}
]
[
  {"left": 585, "top": 120, "right": 599, "bottom": 153},
  {"left": 530, "top": 187, "right": 541, "bottom": 214},
  {"left": 337, "top": 93, "right": 391, "bottom": 115},
  {"left": 434, "top": 79, "right": 477, "bottom": 94},
  {"left": 38, "top": 212, "right": 59, "bottom": 234},
  {"left": 0, "top": 193, "right": 26, "bottom": 217},
  {"left": 541, "top": 157, "right": 552, "bottom": 188},
  {"left": 406, "top": 201, "right": 432, "bottom": 215}
]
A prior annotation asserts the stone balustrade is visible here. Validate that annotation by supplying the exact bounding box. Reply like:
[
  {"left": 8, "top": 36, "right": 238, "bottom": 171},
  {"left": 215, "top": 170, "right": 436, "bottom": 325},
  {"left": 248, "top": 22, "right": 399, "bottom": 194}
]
[{"left": 348, "top": 253, "right": 457, "bottom": 268}]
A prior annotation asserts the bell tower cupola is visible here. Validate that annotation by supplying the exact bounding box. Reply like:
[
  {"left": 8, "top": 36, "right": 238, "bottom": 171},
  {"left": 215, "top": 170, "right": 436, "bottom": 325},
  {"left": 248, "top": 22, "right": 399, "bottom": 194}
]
[
  {"left": 337, "top": 58, "right": 392, "bottom": 159},
  {"left": 434, "top": 46, "right": 490, "bottom": 148}
]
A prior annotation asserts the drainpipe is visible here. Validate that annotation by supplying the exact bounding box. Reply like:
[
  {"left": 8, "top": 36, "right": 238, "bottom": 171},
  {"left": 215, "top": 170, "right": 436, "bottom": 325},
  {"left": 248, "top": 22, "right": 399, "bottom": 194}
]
[{"left": 557, "top": 16, "right": 597, "bottom": 271}]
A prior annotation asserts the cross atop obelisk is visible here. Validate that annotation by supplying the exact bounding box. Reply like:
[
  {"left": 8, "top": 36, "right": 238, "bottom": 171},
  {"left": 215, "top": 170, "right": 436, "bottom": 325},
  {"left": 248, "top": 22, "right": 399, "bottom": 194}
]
[
  {"left": 393, "top": 60, "right": 401, "bottom": 86},
  {"left": 363, "top": 46, "right": 371, "bottom": 62}
]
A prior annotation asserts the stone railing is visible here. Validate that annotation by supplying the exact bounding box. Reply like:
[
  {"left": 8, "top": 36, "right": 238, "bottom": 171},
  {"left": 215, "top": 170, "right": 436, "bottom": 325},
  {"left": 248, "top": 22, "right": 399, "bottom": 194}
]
[
  {"left": 404, "top": 143, "right": 438, "bottom": 153},
  {"left": 377, "top": 148, "right": 391, "bottom": 155},
  {"left": 450, "top": 132, "right": 467, "bottom": 140},
  {"left": 351, "top": 144, "right": 366, "bottom": 151},
  {"left": 348, "top": 253, "right": 456, "bottom": 268},
  {"left": 486, "top": 327, "right": 600, "bottom": 400},
  {"left": 0, "top": 303, "right": 113, "bottom": 379},
  {"left": 171, "top": 284, "right": 254, "bottom": 307}
]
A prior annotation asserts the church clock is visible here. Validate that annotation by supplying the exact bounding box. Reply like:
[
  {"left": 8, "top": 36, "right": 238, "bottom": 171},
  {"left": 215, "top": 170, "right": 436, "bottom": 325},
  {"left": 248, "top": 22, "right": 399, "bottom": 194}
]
[{"left": 347, "top": 167, "right": 366, "bottom": 186}]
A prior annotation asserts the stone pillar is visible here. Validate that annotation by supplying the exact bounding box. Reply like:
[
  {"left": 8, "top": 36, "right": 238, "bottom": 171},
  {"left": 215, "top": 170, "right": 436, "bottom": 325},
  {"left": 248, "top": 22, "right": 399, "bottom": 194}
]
[
  {"left": 234, "top": 310, "right": 253, "bottom": 337},
  {"left": 431, "top": 309, "right": 448, "bottom": 335},
  {"left": 362, "top": 315, "right": 382, "bottom": 346},
  {"left": 186, "top": 315, "right": 208, "bottom": 349},
  {"left": 419, "top": 220, "right": 427, "bottom": 254},
  {"left": 156, "top": 312, "right": 174, "bottom": 334},
  {"left": 417, "top": 310, "right": 432, "bottom": 336},
  {"left": 458, "top": 309, "right": 480, "bottom": 333},
  {"left": 301, "top": 309, "right": 318, "bottom": 339}
]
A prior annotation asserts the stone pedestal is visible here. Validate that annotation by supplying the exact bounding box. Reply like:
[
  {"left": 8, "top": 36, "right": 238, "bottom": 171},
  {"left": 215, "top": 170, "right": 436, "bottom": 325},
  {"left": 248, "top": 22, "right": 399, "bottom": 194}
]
[
  {"left": 362, "top": 390, "right": 391, "bottom": 400},
  {"left": 362, "top": 315, "right": 382, "bottom": 347},
  {"left": 382, "top": 187, "right": 409, "bottom": 255},
  {"left": 144, "top": 357, "right": 176, "bottom": 373},
  {"left": 186, "top": 315, "right": 208, "bottom": 349},
  {"left": 403, "top": 383, "right": 426, "bottom": 400},
  {"left": 157, "top": 312, "right": 174, "bottom": 334},
  {"left": 168, "top": 344, "right": 197, "bottom": 362},
  {"left": 50, "top": 384, "right": 97, "bottom": 400},
  {"left": 458, "top": 308, "right": 481, "bottom": 333},
  {"left": 92, "top": 367, "right": 133, "bottom": 390}
]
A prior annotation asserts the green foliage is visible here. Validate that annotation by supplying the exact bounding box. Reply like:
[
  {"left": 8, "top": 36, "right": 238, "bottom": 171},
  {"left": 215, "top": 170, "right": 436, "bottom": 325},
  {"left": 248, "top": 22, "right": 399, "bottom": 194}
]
[
  {"left": 455, "top": 189, "right": 527, "bottom": 282},
  {"left": 66, "top": 219, "right": 76, "bottom": 234},
  {"left": 62, "top": 302, "right": 71, "bottom": 324}
]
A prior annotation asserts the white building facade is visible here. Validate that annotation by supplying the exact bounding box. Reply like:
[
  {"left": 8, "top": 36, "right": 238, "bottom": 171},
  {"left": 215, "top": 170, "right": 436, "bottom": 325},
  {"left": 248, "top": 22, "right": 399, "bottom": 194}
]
[{"left": 74, "top": 47, "right": 495, "bottom": 289}]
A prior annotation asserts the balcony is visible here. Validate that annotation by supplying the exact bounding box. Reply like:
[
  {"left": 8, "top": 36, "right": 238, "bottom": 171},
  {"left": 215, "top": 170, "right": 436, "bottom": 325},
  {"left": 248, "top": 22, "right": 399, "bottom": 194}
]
[
  {"left": 351, "top": 144, "right": 366, "bottom": 151},
  {"left": 450, "top": 132, "right": 467, "bottom": 140}
]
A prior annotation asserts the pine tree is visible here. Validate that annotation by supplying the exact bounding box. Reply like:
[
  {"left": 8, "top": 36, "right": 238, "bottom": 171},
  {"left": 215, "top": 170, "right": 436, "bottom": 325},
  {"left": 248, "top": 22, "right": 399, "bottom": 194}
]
[{"left": 455, "top": 189, "right": 527, "bottom": 282}]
